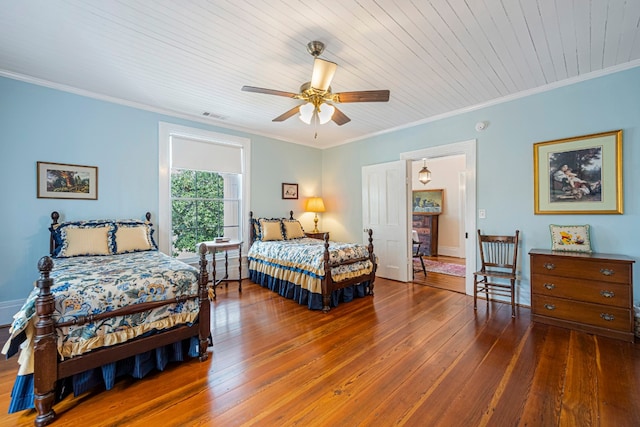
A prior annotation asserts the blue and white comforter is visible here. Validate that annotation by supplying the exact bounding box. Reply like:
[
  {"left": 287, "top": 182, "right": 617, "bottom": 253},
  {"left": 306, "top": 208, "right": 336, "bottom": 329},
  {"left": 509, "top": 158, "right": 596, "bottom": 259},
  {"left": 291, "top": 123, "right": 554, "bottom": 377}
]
[
  {"left": 2, "top": 250, "right": 200, "bottom": 374},
  {"left": 247, "top": 238, "right": 374, "bottom": 294}
]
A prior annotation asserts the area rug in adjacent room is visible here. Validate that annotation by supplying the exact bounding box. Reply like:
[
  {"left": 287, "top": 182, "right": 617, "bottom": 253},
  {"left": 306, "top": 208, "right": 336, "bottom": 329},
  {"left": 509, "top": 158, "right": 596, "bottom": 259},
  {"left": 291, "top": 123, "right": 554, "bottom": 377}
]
[{"left": 414, "top": 259, "right": 465, "bottom": 277}]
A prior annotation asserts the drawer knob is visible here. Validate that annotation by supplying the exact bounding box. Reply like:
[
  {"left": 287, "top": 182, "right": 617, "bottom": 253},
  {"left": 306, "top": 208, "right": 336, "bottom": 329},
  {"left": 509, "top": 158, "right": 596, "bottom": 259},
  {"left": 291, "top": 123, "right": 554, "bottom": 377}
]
[
  {"left": 544, "top": 304, "right": 556, "bottom": 311},
  {"left": 600, "top": 268, "right": 614, "bottom": 276},
  {"left": 543, "top": 262, "right": 556, "bottom": 270},
  {"left": 600, "top": 290, "right": 615, "bottom": 298},
  {"left": 543, "top": 283, "right": 555, "bottom": 290},
  {"left": 600, "top": 313, "right": 615, "bottom": 322}
]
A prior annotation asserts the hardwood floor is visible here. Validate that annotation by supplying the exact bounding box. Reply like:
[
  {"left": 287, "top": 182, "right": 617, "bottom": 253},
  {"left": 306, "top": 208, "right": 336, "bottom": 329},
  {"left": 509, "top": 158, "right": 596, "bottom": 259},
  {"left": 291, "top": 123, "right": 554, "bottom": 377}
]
[
  {"left": 1, "top": 277, "right": 639, "bottom": 426},
  {"left": 413, "top": 255, "right": 466, "bottom": 294}
]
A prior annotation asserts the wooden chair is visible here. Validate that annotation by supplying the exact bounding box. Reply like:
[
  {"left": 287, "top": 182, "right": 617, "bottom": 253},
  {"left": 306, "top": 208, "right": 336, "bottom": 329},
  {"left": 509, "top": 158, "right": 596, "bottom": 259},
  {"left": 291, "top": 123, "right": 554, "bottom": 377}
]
[
  {"left": 473, "top": 230, "right": 520, "bottom": 317},
  {"left": 413, "top": 240, "right": 427, "bottom": 276}
]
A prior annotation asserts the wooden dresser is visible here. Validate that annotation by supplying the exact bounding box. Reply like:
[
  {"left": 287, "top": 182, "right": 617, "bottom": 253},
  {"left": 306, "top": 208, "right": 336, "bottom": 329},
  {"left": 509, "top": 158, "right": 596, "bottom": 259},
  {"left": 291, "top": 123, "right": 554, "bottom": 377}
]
[{"left": 529, "top": 249, "right": 635, "bottom": 342}]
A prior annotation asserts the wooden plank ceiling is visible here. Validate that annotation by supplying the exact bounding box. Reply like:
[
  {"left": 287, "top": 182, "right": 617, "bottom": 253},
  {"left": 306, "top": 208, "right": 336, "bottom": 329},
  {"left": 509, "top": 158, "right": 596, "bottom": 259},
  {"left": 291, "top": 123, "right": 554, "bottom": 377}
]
[{"left": 1, "top": 1, "right": 639, "bottom": 148}]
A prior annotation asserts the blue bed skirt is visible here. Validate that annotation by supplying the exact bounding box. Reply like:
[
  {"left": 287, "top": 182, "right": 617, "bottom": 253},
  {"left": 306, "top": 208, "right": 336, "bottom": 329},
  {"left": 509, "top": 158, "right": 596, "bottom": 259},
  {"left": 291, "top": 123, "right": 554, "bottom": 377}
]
[
  {"left": 249, "top": 269, "right": 370, "bottom": 310},
  {"left": 8, "top": 336, "right": 200, "bottom": 413}
]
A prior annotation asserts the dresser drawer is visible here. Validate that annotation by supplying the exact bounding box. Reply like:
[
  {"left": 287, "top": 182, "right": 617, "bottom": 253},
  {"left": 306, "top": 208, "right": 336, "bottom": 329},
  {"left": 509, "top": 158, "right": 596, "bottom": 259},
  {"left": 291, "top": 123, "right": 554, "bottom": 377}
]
[
  {"left": 531, "top": 273, "right": 631, "bottom": 308},
  {"left": 533, "top": 295, "right": 632, "bottom": 332},
  {"left": 530, "top": 254, "right": 632, "bottom": 284}
]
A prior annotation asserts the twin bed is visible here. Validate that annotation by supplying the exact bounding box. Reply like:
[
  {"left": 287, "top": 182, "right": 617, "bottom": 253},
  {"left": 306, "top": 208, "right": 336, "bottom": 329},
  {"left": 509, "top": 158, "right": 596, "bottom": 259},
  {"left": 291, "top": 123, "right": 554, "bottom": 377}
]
[
  {"left": 248, "top": 211, "right": 377, "bottom": 312},
  {"left": 3, "top": 210, "right": 376, "bottom": 425},
  {"left": 2, "top": 212, "right": 211, "bottom": 426}
]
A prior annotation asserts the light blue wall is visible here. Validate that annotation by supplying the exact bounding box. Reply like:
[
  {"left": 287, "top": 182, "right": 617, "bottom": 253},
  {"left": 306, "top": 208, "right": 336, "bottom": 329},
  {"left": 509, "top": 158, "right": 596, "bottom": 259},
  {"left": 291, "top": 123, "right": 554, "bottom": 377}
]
[
  {"left": 323, "top": 66, "right": 640, "bottom": 305},
  {"left": 2, "top": 65, "right": 638, "bottom": 311},
  {"left": 0, "top": 77, "right": 321, "bottom": 305}
]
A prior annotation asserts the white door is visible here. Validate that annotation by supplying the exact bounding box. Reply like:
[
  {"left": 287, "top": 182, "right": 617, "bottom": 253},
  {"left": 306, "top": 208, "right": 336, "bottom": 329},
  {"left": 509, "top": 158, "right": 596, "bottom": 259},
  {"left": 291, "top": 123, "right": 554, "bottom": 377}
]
[{"left": 362, "top": 160, "right": 410, "bottom": 282}]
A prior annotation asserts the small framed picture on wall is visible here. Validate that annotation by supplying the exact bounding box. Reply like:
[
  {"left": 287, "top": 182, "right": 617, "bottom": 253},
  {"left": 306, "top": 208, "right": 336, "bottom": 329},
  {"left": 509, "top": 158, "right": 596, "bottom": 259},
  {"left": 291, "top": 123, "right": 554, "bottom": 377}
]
[{"left": 282, "top": 183, "right": 298, "bottom": 199}]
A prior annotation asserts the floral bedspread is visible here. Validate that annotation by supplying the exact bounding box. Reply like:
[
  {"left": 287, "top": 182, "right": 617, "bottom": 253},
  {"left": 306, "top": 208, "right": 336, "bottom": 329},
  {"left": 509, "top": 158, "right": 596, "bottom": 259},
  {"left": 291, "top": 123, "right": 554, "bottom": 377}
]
[
  {"left": 1, "top": 251, "right": 200, "bottom": 374},
  {"left": 247, "top": 238, "right": 374, "bottom": 294}
]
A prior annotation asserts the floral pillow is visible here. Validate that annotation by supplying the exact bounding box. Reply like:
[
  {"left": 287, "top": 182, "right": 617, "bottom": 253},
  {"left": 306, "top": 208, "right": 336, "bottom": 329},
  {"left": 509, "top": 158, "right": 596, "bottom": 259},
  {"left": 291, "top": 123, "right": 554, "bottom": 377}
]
[
  {"left": 549, "top": 224, "right": 592, "bottom": 252},
  {"left": 252, "top": 218, "right": 262, "bottom": 241}
]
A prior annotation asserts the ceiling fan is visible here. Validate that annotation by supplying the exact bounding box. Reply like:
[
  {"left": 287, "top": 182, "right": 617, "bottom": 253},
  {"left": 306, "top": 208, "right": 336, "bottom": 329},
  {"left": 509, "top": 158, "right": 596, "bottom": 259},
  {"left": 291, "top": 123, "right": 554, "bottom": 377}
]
[{"left": 241, "top": 41, "right": 390, "bottom": 127}]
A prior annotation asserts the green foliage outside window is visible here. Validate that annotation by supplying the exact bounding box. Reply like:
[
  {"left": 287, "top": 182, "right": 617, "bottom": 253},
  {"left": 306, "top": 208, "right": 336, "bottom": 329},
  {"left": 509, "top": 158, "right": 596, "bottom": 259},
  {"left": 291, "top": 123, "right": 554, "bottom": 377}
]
[{"left": 171, "top": 169, "right": 225, "bottom": 257}]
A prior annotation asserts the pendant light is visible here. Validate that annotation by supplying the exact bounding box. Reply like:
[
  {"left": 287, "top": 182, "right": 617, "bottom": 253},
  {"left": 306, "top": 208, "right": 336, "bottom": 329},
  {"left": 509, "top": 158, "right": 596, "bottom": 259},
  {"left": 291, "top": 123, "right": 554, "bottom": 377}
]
[{"left": 418, "top": 158, "right": 431, "bottom": 185}]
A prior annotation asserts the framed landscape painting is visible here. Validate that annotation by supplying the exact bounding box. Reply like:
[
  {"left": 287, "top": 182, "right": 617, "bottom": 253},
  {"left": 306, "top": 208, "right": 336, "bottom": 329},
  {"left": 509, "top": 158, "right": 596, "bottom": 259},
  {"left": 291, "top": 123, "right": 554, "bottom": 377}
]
[
  {"left": 37, "top": 161, "right": 98, "bottom": 200},
  {"left": 533, "top": 130, "right": 622, "bottom": 214}
]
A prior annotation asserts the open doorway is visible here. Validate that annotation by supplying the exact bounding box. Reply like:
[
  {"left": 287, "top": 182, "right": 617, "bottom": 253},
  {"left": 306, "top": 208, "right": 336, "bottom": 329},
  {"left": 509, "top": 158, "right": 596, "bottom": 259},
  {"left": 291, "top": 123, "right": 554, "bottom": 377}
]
[
  {"left": 401, "top": 140, "right": 477, "bottom": 296},
  {"left": 411, "top": 155, "right": 466, "bottom": 293}
]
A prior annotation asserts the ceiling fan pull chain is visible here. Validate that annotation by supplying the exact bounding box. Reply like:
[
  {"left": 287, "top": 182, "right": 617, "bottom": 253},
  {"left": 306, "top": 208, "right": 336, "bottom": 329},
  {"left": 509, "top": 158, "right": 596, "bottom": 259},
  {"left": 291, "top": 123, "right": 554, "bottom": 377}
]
[{"left": 314, "top": 110, "right": 319, "bottom": 139}]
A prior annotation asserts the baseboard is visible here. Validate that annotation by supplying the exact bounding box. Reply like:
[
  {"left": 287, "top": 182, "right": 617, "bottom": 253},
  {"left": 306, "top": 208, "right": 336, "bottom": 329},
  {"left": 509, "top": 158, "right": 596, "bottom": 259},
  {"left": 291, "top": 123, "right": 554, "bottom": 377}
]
[
  {"left": 437, "top": 245, "right": 463, "bottom": 257},
  {"left": 0, "top": 299, "right": 24, "bottom": 327}
]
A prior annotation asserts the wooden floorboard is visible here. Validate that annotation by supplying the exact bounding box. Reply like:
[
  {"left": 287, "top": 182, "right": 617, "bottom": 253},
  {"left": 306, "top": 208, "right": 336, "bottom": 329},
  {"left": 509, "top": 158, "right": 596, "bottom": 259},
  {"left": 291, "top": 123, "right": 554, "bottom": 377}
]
[
  {"left": 413, "top": 255, "right": 466, "bottom": 294},
  {"left": 1, "top": 277, "right": 639, "bottom": 426}
]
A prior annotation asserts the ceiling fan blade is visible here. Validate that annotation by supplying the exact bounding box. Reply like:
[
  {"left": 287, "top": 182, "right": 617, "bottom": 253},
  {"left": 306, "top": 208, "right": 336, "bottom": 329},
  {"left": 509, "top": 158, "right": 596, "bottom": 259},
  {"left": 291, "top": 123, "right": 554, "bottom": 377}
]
[
  {"left": 242, "top": 86, "right": 298, "bottom": 98},
  {"left": 272, "top": 105, "right": 301, "bottom": 122},
  {"left": 310, "top": 58, "right": 337, "bottom": 91},
  {"left": 331, "top": 106, "right": 351, "bottom": 126},
  {"left": 333, "top": 90, "right": 390, "bottom": 103}
]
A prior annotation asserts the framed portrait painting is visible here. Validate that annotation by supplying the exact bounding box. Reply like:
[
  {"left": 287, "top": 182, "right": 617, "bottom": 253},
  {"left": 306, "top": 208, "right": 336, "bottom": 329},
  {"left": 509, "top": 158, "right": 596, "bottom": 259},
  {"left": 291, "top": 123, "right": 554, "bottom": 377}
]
[
  {"left": 533, "top": 130, "right": 622, "bottom": 214},
  {"left": 37, "top": 161, "right": 98, "bottom": 200}
]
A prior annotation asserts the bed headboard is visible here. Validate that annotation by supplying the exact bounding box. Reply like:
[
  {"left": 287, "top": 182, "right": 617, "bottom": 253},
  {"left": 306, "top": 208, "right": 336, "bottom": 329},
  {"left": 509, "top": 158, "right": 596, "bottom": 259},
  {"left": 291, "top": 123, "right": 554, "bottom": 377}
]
[
  {"left": 49, "top": 211, "right": 153, "bottom": 256},
  {"left": 249, "top": 210, "right": 294, "bottom": 246}
]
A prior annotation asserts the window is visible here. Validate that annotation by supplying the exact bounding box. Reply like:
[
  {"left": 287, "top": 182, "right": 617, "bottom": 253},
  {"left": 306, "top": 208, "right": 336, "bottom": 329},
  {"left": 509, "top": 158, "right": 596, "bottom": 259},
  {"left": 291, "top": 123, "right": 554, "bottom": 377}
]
[
  {"left": 171, "top": 170, "right": 240, "bottom": 259},
  {"left": 159, "top": 123, "right": 250, "bottom": 261}
]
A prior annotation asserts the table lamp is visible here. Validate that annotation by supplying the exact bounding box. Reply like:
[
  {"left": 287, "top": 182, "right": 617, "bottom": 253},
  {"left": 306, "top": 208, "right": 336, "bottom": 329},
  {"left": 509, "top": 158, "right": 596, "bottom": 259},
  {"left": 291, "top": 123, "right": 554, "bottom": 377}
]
[{"left": 305, "top": 197, "right": 325, "bottom": 233}]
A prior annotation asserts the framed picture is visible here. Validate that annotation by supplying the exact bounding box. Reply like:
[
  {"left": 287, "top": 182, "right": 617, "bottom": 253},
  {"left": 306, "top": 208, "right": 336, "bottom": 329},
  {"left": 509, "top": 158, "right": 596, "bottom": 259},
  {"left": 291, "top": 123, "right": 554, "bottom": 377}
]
[
  {"left": 412, "top": 189, "right": 443, "bottom": 214},
  {"left": 282, "top": 183, "right": 298, "bottom": 200},
  {"left": 533, "top": 130, "right": 622, "bottom": 214},
  {"left": 37, "top": 161, "right": 98, "bottom": 200}
]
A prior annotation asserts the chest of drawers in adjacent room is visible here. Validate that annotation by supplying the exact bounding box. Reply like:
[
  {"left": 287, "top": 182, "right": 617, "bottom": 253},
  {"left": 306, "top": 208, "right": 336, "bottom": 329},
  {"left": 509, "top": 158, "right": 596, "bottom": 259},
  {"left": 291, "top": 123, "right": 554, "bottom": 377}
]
[{"left": 529, "top": 249, "right": 635, "bottom": 342}]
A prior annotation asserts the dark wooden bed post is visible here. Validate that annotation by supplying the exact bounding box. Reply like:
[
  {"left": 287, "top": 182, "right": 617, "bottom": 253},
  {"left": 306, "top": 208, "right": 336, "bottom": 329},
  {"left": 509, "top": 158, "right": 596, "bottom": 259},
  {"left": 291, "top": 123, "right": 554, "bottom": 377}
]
[
  {"left": 49, "top": 212, "right": 59, "bottom": 256},
  {"left": 367, "top": 229, "right": 376, "bottom": 295},
  {"left": 321, "top": 234, "right": 332, "bottom": 313},
  {"left": 34, "top": 256, "right": 57, "bottom": 427},
  {"left": 249, "top": 211, "right": 255, "bottom": 246},
  {"left": 197, "top": 243, "right": 210, "bottom": 361}
]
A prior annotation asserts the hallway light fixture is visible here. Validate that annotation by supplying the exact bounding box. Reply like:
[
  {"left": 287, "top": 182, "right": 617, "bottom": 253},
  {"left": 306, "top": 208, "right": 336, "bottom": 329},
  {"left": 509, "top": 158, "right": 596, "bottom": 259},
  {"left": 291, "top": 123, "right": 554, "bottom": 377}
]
[{"left": 418, "top": 158, "right": 431, "bottom": 185}]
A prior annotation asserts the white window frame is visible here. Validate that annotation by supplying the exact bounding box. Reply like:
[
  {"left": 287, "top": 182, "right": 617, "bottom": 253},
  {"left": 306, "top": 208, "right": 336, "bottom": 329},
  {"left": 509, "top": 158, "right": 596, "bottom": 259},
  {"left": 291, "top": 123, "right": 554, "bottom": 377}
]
[{"left": 159, "top": 122, "right": 251, "bottom": 258}]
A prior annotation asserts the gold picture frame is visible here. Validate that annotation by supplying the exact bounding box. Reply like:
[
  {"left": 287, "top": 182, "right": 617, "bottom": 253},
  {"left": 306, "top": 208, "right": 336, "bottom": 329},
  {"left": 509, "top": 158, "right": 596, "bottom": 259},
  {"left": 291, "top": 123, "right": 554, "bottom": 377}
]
[
  {"left": 533, "top": 130, "right": 622, "bottom": 214},
  {"left": 37, "top": 161, "right": 98, "bottom": 200}
]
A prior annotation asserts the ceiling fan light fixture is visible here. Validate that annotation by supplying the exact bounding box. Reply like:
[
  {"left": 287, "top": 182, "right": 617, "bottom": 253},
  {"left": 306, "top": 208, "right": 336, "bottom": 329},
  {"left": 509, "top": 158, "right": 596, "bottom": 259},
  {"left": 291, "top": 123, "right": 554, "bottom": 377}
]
[
  {"left": 310, "top": 58, "right": 337, "bottom": 91},
  {"left": 242, "top": 41, "right": 389, "bottom": 129},
  {"left": 317, "top": 104, "right": 335, "bottom": 124},
  {"left": 299, "top": 102, "right": 314, "bottom": 124}
]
